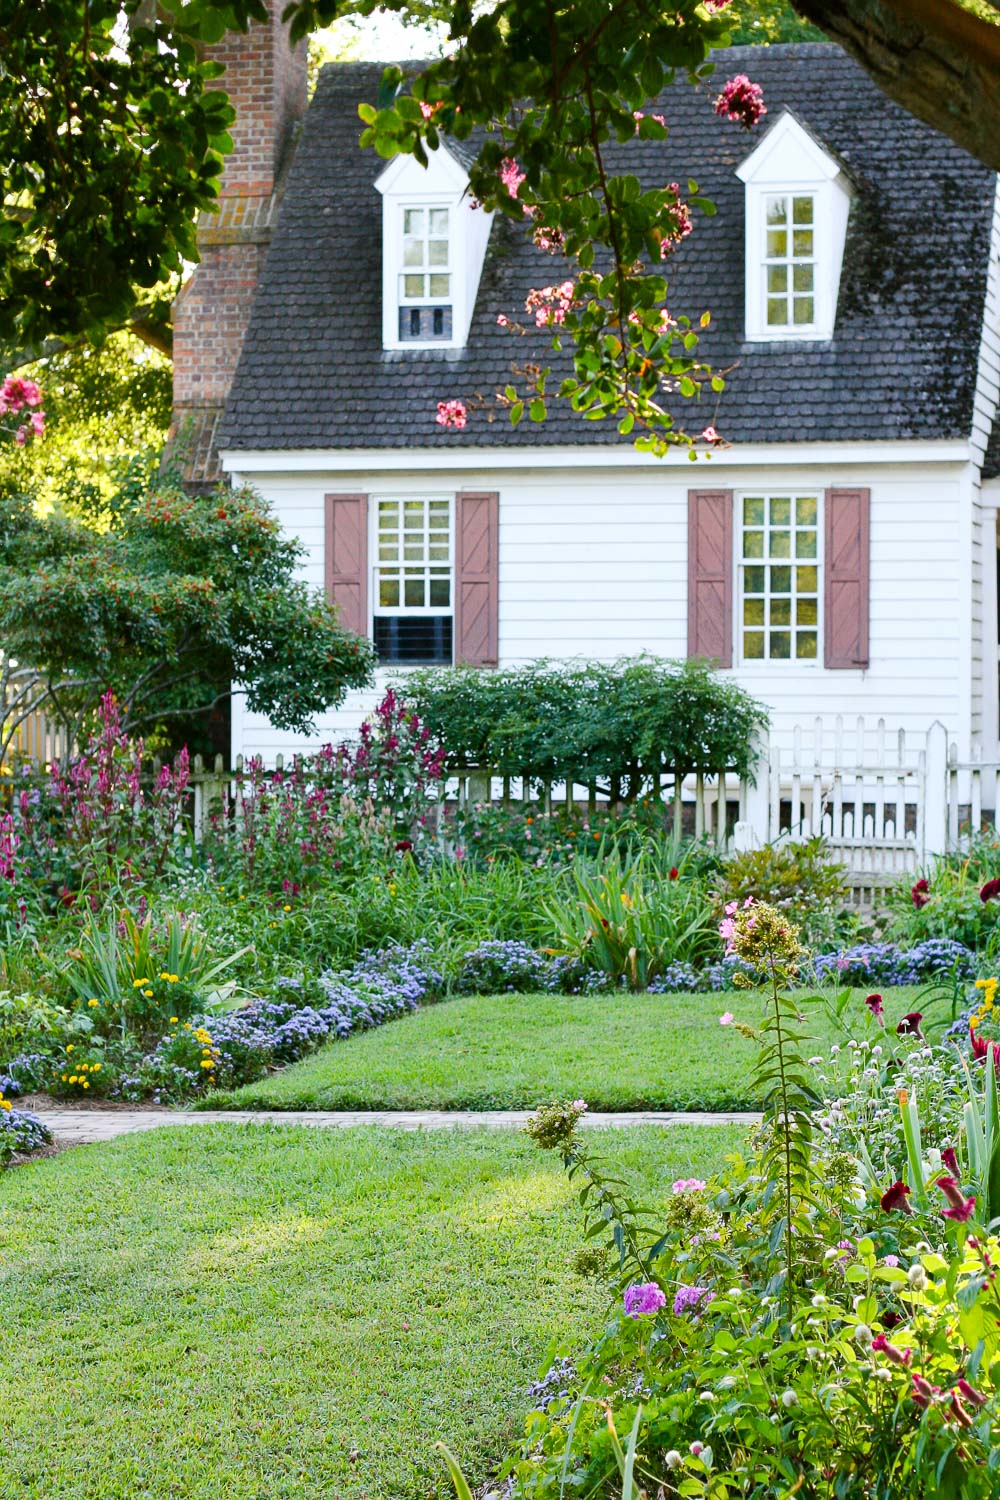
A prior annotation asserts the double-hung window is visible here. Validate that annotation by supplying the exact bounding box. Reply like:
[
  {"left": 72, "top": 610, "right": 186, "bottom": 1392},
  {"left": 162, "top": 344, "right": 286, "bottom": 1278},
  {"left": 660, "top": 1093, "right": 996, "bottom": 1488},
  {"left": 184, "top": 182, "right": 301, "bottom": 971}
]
[
  {"left": 739, "top": 493, "right": 820, "bottom": 662},
  {"left": 372, "top": 496, "right": 453, "bottom": 664},
  {"left": 399, "top": 207, "right": 452, "bottom": 342},
  {"left": 764, "top": 194, "right": 815, "bottom": 330}
]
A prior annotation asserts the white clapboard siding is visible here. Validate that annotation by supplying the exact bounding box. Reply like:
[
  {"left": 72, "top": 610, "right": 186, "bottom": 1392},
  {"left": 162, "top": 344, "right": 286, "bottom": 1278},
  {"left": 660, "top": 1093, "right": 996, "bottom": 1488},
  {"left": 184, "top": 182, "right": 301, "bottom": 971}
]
[{"left": 232, "top": 458, "right": 969, "bottom": 762}]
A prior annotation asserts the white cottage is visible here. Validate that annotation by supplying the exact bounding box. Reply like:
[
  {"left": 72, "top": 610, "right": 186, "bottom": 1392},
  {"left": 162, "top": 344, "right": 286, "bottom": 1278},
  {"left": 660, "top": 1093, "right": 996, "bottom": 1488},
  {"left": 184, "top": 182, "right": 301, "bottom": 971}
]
[{"left": 172, "top": 25, "right": 1000, "bottom": 785}]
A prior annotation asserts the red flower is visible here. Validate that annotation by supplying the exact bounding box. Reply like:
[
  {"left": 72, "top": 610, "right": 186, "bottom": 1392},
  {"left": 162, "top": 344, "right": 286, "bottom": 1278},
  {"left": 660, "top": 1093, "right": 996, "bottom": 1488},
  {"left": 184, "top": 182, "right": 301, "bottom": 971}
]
[
  {"left": 911, "top": 877, "right": 931, "bottom": 909},
  {"left": 942, "top": 1146, "right": 960, "bottom": 1176},
  {"left": 942, "top": 1194, "right": 977, "bottom": 1223},
  {"left": 950, "top": 1390, "right": 975, "bottom": 1427},
  {"left": 394, "top": 838, "right": 414, "bottom": 854},
  {"left": 668, "top": 867, "right": 679, "bottom": 880},
  {"left": 957, "top": 1377, "right": 988, "bottom": 1409},
  {"left": 880, "top": 1180, "right": 912, "bottom": 1215},
  {"left": 896, "top": 1012, "right": 924, "bottom": 1038},
  {"left": 971, "top": 1024, "right": 988, "bottom": 1061},
  {"left": 911, "top": 1374, "right": 940, "bottom": 1409},
  {"left": 864, "top": 993, "right": 884, "bottom": 1024},
  {"left": 981, "top": 877, "right": 1000, "bottom": 903}
]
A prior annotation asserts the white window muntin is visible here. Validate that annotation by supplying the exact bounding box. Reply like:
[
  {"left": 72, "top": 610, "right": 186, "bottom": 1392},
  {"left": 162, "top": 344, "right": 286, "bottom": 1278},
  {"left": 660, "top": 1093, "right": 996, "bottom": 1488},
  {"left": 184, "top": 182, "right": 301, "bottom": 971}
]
[
  {"left": 399, "top": 205, "right": 451, "bottom": 305},
  {"left": 763, "top": 193, "right": 816, "bottom": 331},
  {"left": 736, "top": 491, "right": 822, "bottom": 665},
  {"left": 371, "top": 495, "right": 453, "bottom": 617}
]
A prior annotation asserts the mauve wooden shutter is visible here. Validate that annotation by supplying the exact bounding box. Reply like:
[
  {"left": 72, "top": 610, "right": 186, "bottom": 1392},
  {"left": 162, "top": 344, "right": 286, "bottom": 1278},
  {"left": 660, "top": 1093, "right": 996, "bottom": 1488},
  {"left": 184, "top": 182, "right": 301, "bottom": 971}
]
[
  {"left": 687, "top": 489, "right": 733, "bottom": 667},
  {"left": 325, "top": 493, "right": 368, "bottom": 635},
  {"left": 824, "top": 487, "right": 870, "bottom": 669},
  {"left": 455, "top": 492, "right": 499, "bottom": 666}
]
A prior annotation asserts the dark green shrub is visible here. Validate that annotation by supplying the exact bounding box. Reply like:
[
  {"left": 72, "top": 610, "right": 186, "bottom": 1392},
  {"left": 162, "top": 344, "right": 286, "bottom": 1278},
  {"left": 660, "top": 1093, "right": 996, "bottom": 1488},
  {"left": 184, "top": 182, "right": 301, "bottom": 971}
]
[{"left": 400, "top": 657, "right": 768, "bottom": 791}]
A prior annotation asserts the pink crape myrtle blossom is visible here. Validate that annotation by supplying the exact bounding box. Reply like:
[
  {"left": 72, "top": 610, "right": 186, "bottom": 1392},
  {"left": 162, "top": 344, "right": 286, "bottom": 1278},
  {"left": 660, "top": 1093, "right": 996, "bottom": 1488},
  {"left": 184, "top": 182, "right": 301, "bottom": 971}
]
[
  {"left": 704, "top": 0, "right": 731, "bottom": 10},
  {"left": 657, "top": 185, "right": 693, "bottom": 259},
  {"left": 435, "top": 399, "right": 468, "bottom": 429},
  {"left": 525, "top": 280, "right": 576, "bottom": 328},
  {"left": 500, "top": 157, "right": 526, "bottom": 199},
  {"left": 701, "top": 426, "right": 723, "bottom": 446},
  {"left": 718, "top": 1011, "right": 734, "bottom": 1027},
  {"left": 672, "top": 1177, "right": 706, "bottom": 1193},
  {"left": 1, "top": 374, "right": 45, "bottom": 447},
  {"left": 418, "top": 100, "right": 443, "bottom": 120},
  {"left": 715, "top": 75, "right": 767, "bottom": 130}
]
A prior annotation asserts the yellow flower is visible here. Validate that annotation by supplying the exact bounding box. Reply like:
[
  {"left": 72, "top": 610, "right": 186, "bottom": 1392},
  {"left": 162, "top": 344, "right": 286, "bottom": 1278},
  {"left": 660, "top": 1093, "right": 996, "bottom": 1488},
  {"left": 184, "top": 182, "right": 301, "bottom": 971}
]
[
  {"left": 60, "top": 1074, "right": 67, "bottom": 1082},
  {"left": 88, "top": 998, "right": 99, "bottom": 1007},
  {"left": 68, "top": 1075, "right": 78, "bottom": 1084},
  {"left": 168, "top": 974, "right": 179, "bottom": 983},
  {"left": 200, "top": 1060, "right": 215, "bottom": 1069},
  {"left": 132, "top": 978, "right": 147, "bottom": 989},
  {"left": 81, "top": 1081, "right": 89, "bottom": 1089},
  {"left": 159, "top": 972, "right": 171, "bottom": 981},
  {"left": 0, "top": 1100, "right": 10, "bottom": 1113},
  {"left": 282, "top": 904, "right": 291, "bottom": 912},
  {"left": 170, "top": 1016, "right": 179, "bottom": 1025},
  {"left": 184, "top": 1023, "right": 192, "bottom": 1030},
  {"left": 144, "top": 989, "right": 154, "bottom": 998},
  {"left": 92, "top": 1063, "right": 101, "bottom": 1072},
  {"left": 66, "top": 1044, "right": 74, "bottom": 1053}
]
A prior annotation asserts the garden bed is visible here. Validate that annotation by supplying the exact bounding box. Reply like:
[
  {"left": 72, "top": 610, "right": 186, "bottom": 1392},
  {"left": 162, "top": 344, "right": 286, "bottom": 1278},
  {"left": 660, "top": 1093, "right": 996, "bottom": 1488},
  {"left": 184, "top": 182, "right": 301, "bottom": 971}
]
[
  {"left": 209, "top": 985, "right": 934, "bottom": 1114},
  {"left": 0, "top": 1121, "right": 736, "bottom": 1499}
]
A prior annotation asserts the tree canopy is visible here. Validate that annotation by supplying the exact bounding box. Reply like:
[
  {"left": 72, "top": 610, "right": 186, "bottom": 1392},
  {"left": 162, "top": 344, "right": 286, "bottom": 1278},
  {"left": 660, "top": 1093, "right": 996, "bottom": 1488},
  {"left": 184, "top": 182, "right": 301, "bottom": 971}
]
[{"left": 0, "top": 472, "right": 375, "bottom": 760}]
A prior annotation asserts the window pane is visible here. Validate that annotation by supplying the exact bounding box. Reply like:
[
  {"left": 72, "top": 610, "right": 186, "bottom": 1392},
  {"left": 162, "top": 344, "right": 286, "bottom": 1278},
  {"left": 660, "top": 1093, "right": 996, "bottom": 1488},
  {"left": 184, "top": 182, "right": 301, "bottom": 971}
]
[
  {"left": 744, "top": 598, "right": 765, "bottom": 625},
  {"left": 379, "top": 579, "right": 400, "bottom": 607},
  {"left": 743, "top": 530, "right": 764, "bottom": 558},
  {"left": 797, "top": 530, "right": 817, "bottom": 558},
  {"left": 793, "top": 297, "right": 814, "bottom": 324},
  {"left": 798, "top": 598, "right": 818, "bottom": 625},
  {"left": 766, "top": 230, "right": 787, "bottom": 258},
  {"left": 403, "top": 544, "right": 424, "bottom": 560},
  {"left": 769, "top": 530, "right": 790, "bottom": 558},
  {"left": 770, "top": 497, "right": 790, "bottom": 525},
  {"left": 766, "top": 197, "right": 787, "bottom": 224},
  {"left": 771, "top": 566, "right": 791, "bottom": 593},
  {"left": 404, "top": 209, "right": 425, "bottom": 235},
  {"left": 744, "top": 497, "right": 765, "bottom": 525},
  {"left": 403, "top": 240, "right": 424, "bottom": 267},
  {"left": 429, "top": 208, "right": 449, "bottom": 234},
  {"left": 796, "top": 631, "right": 818, "bottom": 659},
  {"left": 767, "top": 264, "right": 788, "bottom": 294},
  {"left": 792, "top": 196, "right": 813, "bottom": 224},
  {"left": 793, "top": 263, "right": 813, "bottom": 293},
  {"left": 429, "top": 273, "right": 450, "bottom": 298},
  {"left": 796, "top": 566, "right": 818, "bottom": 592},
  {"left": 793, "top": 230, "right": 813, "bottom": 257},
  {"left": 744, "top": 566, "right": 766, "bottom": 594},
  {"left": 403, "top": 274, "right": 424, "bottom": 298},
  {"left": 744, "top": 631, "right": 765, "bottom": 659},
  {"left": 428, "top": 239, "right": 448, "bottom": 266},
  {"left": 428, "top": 543, "right": 449, "bottom": 560},
  {"left": 767, "top": 297, "right": 787, "bottom": 326},
  {"left": 404, "top": 500, "right": 423, "bottom": 521},
  {"left": 771, "top": 597, "right": 791, "bottom": 626},
  {"left": 795, "top": 496, "right": 817, "bottom": 526},
  {"left": 378, "top": 545, "right": 398, "bottom": 561},
  {"left": 404, "top": 576, "right": 425, "bottom": 607},
  {"left": 769, "top": 632, "right": 791, "bottom": 659},
  {"left": 429, "top": 577, "right": 450, "bottom": 608}
]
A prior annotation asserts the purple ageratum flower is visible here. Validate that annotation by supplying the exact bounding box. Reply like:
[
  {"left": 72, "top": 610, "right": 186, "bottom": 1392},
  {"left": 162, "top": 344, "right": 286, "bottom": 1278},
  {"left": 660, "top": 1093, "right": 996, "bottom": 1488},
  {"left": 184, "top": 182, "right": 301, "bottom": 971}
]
[
  {"left": 672, "top": 1284, "right": 710, "bottom": 1317},
  {"left": 623, "top": 1282, "right": 667, "bottom": 1318}
]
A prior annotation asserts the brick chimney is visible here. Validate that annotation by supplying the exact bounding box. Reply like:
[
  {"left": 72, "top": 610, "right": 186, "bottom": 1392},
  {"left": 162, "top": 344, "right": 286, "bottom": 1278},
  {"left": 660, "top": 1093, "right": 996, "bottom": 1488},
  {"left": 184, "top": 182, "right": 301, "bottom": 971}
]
[{"left": 170, "top": 1, "right": 307, "bottom": 485}]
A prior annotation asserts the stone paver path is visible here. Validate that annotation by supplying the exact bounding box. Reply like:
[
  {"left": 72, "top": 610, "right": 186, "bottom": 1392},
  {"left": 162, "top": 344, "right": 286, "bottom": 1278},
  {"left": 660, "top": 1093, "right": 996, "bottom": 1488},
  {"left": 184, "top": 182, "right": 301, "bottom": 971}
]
[{"left": 30, "top": 1106, "right": 760, "bottom": 1148}]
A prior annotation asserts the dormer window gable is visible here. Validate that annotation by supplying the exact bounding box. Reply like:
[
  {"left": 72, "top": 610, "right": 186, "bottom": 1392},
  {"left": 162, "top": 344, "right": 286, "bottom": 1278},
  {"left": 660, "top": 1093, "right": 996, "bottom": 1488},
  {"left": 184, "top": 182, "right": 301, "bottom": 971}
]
[
  {"left": 376, "top": 146, "right": 493, "bottom": 352},
  {"left": 736, "top": 111, "right": 854, "bottom": 344}
]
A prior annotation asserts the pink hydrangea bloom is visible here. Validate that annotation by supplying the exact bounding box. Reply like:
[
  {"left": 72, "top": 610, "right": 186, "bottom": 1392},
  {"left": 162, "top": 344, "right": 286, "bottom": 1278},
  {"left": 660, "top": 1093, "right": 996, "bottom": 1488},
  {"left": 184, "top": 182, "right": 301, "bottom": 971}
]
[
  {"left": 715, "top": 75, "right": 767, "bottom": 130},
  {"left": 435, "top": 400, "right": 468, "bottom": 429}
]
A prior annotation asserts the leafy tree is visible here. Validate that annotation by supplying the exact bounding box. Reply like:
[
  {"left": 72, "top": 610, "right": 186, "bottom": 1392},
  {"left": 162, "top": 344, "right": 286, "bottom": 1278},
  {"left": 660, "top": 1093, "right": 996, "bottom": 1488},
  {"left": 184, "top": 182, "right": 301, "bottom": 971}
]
[
  {"left": 0, "top": 335, "right": 171, "bottom": 512},
  {"left": 0, "top": 470, "right": 375, "bottom": 761}
]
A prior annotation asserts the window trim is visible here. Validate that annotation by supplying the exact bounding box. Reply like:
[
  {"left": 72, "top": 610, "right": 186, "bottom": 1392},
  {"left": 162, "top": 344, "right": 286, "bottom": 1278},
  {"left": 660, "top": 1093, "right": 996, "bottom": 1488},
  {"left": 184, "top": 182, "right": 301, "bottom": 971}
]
[
  {"left": 398, "top": 203, "right": 453, "bottom": 309},
  {"left": 761, "top": 192, "right": 818, "bottom": 336},
  {"left": 369, "top": 492, "right": 455, "bottom": 666},
  {"left": 733, "top": 489, "right": 824, "bottom": 669}
]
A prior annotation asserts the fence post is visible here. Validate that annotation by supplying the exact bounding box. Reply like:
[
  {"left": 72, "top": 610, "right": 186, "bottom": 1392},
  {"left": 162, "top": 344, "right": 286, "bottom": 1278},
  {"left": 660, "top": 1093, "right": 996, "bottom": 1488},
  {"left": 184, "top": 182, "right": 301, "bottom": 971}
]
[
  {"left": 738, "top": 726, "right": 770, "bottom": 850},
  {"left": 924, "top": 720, "right": 948, "bottom": 859}
]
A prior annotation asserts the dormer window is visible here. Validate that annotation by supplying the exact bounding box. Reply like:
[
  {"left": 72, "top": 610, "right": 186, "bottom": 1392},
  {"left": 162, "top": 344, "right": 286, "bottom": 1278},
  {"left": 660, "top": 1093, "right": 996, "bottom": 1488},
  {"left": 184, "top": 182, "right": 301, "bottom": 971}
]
[
  {"left": 737, "top": 112, "right": 853, "bottom": 344},
  {"left": 376, "top": 147, "right": 493, "bottom": 352},
  {"left": 399, "top": 207, "right": 453, "bottom": 342}
]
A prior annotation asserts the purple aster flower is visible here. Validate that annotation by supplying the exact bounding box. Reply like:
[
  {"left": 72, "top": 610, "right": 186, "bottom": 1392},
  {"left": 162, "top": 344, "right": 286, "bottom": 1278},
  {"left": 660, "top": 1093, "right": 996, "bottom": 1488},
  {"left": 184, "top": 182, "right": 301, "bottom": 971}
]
[{"left": 623, "top": 1282, "right": 667, "bottom": 1318}]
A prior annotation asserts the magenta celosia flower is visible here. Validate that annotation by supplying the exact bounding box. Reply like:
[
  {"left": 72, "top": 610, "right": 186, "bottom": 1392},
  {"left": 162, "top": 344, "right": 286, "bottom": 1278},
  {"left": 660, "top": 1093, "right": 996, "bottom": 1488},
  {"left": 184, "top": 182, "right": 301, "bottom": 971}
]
[
  {"left": 911, "top": 1374, "right": 940, "bottom": 1409},
  {"left": 864, "top": 993, "right": 884, "bottom": 1024},
  {"left": 957, "top": 1377, "right": 988, "bottom": 1409},
  {"left": 714, "top": 74, "right": 766, "bottom": 129},
  {"left": 872, "top": 1333, "right": 912, "bottom": 1367},
  {"left": 880, "top": 1180, "right": 912, "bottom": 1215},
  {"left": 942, "top": 1146, "right": 960, "bottom": 1176},
  {"left": 435, "top": 400, "right": 467, "bottom": 429},
  {"left": 981, "top": 877, "right": 1000, "bottom": 903},
  {"left": 672, "top": 1284, "right": 710, "bottom": 1317},
  {"left": 624, "top": 1282, "right": 667, "bottom": 1318},
  {"left": 910, "top": 877, "right": 930, "bottom": 908}
]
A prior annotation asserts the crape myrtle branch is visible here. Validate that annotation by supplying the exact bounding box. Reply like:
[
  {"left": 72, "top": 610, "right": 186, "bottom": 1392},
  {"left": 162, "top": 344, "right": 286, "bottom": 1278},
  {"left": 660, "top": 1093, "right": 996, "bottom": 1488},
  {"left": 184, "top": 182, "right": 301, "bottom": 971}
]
[{"left": 355, "top": 0, "right": 765, "bottom": 453}]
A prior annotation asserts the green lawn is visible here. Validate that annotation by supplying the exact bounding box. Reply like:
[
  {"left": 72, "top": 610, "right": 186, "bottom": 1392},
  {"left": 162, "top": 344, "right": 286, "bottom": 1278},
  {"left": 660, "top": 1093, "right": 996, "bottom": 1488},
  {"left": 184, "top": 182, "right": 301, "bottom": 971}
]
[
  {"left": 213, "top": 986, "right": 935, "bottom": 1114},
  {"left": 0, "top": 1122, "right": 737, "bottom": 1500}
]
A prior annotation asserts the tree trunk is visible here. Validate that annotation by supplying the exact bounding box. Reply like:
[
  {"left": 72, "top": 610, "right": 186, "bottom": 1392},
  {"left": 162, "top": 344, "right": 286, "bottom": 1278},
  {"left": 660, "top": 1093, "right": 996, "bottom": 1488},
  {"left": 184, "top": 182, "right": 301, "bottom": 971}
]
[{"left": 793, "top": 0, "right": 1000, "bottom": 171}]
